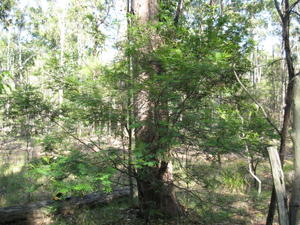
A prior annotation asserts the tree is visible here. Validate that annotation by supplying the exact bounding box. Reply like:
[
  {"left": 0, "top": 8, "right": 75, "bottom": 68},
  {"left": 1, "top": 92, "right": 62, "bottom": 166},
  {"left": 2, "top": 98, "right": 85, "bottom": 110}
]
[
  {"left": 125, "top": 0, "right": 255, "bottom": 219},
  {"left": 130, "top": 0, "right": 184, "bottom": 218},
  {"left": 0, "top": 1, "right": 272, "bottom": 223},
  {"left": 266, "top": 1, "right": 300, "bottom": 224}
]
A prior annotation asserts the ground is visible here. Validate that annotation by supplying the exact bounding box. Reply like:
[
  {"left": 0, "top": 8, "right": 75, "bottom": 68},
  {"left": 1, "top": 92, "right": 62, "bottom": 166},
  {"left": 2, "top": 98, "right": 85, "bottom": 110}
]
[{"left": 0, "top": 139, "right": 291, "bottom": 224}]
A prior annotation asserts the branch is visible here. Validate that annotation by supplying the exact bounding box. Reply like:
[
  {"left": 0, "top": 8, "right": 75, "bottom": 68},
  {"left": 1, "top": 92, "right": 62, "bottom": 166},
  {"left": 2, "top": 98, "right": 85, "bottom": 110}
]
[
  {"left": 20, "top": 54, "right": 35, "bottom": 70},
  {"left": 233, "top": 70, "right": 281, "bottom": 135},
  {"left": 254, "top": 58, "right": 284, "bottom": 69},
  {"left": 289, "top": 0, "right": 300, "bottom": 12},
  {"left": 244, "top": 143, "right": 262, "bottom": 195},
  {"left": 274, "top": 0, "right": 284, "bottom": 20},
  {"left": 171, "top": 90, "right": 194, "bottom": 124},
  {"left": 51, "top": 119, "right": 100, "bottom": 152},
  {"left": 291, "top": 9, "right": 300, "bottom": 17}
]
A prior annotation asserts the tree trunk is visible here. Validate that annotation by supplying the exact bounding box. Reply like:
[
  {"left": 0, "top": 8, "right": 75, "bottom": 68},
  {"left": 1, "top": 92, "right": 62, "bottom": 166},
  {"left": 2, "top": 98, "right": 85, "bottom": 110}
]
[
  {"left": 266, "top": 73, "right": 294, "bottom": 225},
  {"left": 136, "top": 163, "right": 183, "bottom": 218},
  {"left": 266, "top": 1, "right": 298, "bottom": 224},
  {"left": 127, "top": 0, "right": 135, "bottom": 203},
  {"left": 290, "top": 76, "right": 300, "bottom": 225},
  {"left": 131, "top": 0, "right": 183, "bottom": 218}
]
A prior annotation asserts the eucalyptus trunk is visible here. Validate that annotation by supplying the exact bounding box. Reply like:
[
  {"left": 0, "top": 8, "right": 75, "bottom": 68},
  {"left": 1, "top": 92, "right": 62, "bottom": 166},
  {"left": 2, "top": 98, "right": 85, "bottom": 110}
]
[{"left": 131, "top": 0, "right": 183, "bottom": 218}]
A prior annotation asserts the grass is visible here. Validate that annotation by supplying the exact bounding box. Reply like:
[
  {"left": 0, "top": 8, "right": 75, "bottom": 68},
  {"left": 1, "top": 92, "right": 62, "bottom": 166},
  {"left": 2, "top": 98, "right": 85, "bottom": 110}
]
[
  {"left": 0, "top": 151, "right": 53, "bottom": 206},
  {"left": 0, "top": 150, "right": 34, "bottom": 206},
  {"left": 0, "top": 149, "right": 278, "bottom": 225},
  {"left": 175, "top": 157, "right": 275, "bottom": 225},
  {"left": 51, "top": 197, "right": 146, "bottom": 225}
]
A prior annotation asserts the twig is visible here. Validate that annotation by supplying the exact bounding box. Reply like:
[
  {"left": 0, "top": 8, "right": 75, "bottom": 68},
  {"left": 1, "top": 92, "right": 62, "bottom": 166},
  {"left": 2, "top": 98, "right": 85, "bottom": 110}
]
[
  {"left": 289, "top": 0, "right": 300, "bottom": 12},
  {"left": 233, "top": 70, "right": 281, "bottom": 135},
  {"left": 246, "top": 145, "right": 262, "bottom": 195},
  {"left": 274, "top": 0, "right": 284, "bottom": 20},
  {"left": 292, "top": 10, "right": 300, "bottom": 17}
]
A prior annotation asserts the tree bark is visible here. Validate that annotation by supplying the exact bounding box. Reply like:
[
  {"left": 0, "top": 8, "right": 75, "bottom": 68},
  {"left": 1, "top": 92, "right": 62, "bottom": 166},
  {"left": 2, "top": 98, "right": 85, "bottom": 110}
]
[
  {"left": 266, "top": 1, "right": 299, "bottom": 224},
  {"left": 131, "top": 0, "right": 183, "bottom": 218},
  {"left": 126, "top": 0, "right": 135, "bottom": 203},
  {"left": 0, "top": 188, "right": 130, "bottom": 225}
]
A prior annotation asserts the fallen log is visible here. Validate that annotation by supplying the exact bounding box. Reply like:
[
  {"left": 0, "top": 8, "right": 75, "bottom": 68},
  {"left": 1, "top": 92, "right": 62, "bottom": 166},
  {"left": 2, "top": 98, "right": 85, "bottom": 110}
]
[{"left": 0, "top": 188, "right": 130, "bottom": 225}]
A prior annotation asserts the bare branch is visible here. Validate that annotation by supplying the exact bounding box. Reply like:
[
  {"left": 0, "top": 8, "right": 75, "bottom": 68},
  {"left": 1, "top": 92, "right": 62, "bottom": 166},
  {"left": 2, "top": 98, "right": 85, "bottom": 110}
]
[
  {"left": 255, "top": 58, "right": 284, "bottom": 68},
  {"left": 289, "top": 0, "right": 300, "bottom": 12},
  {"left": 274, "top": 0, "right": 284, "bottom": 20},
  {"left": 233, "top": 70, "right": 281, "bottom": 136},
  {"left": 51, "top": 119, "right": 100, "bottom": 152},
  {"left": 292, "top": 9, "right": 300, "bottom": 17}
]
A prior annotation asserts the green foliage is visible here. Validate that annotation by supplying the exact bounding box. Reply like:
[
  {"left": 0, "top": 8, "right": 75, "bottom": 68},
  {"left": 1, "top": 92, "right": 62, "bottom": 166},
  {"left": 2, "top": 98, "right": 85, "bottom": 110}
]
[
  {"left": 38, "top": 133, "right": 65, "bottom": 152},
  {"left": 1, "top": 84, "right": 52, "bottom": 140},
  {"left": 0, "top": 165, "right": 31, "bottom": 206},
  {"left": 110, "top": 1, "right": 260, "bottom": 166},
  {"left": 0, "top": 71, "right": 13, "bottom": 94},
  {"left": 29, "top": 150, "right": 116, "bottom": 195},
  {"left": 188, "top": 160, "right": 250, "bottom": 192},
  {"left": 0, "top": 0, "right": 14, "bottom": 26},
  {"left": 0, "top": 1, "right": 282, "bottom": 223},
  {"left": 189, "top": 163, "right": 221, "bottom": 190},
  {"left": 3, "top": 84, "right": 47, "bottom": 118}
]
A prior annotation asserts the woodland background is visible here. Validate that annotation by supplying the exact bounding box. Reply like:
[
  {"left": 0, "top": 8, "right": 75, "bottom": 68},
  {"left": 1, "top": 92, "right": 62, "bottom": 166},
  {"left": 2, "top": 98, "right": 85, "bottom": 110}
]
[{"left": 0, "top": 0, "right": 300, "bottom": 225}]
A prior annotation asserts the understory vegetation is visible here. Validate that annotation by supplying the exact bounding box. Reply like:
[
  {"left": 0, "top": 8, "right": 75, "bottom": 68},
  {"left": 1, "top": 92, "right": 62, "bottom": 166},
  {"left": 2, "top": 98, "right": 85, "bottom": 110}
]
[{"left": 0, "top": 0, "right": 300, "bottom": 225}]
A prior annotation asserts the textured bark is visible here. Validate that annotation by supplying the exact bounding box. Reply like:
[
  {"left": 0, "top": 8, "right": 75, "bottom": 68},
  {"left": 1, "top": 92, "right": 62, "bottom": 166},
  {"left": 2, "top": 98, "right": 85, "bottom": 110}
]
[
  {"left": 266, "top": 1, "right": 299, "bottom": 225},
  {"left": 0, "top": 188, "right": 130, "bottom": 225},
  {"left": 127, "top": 0, "right": 135, "bottom": 203},
  {"left": 131, "top": 0, "right": 183, "bottom": 218},
  {"left": 136, "top": 163, "right": 183, "bottom": 218},
  {"left": 266, "top": 72, "right": 294, "bottom": 225},
  {"left": 131, "top": 0, "right": 158, "bottom": 24}
]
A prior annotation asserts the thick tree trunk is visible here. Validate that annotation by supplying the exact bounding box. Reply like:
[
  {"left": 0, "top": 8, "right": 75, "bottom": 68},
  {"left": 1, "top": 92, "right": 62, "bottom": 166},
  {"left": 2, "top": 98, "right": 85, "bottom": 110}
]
[
  {"left": 136, "top": 163, "right": 183, "bottom": 218},
  {"left": 131, "top": 0, "right": 183, "bottom": 218},
  {"left": 134, "top": 97, "right": 183, "bottom": 218}
]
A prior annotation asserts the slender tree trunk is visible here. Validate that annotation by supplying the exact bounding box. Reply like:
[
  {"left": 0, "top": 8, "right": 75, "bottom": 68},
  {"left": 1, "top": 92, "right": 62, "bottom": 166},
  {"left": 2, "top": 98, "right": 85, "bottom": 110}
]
[
  {"left": 58, "top": 7, "right": 66, "bottom": 105},
  {"left": 290, "top": 76, "right": 300, "bottom": 225},
  {"left": 266, "top": 1, "right": 299, "bottom": 224},
  {"left": 174, "top": 0, "right": 183, "bottom": 25},
  {"left": 266, "top": 78, "right": 294, "bottom": 225},
  {"left": 126, "top": 0, "right": 135, "bottom": 202}
]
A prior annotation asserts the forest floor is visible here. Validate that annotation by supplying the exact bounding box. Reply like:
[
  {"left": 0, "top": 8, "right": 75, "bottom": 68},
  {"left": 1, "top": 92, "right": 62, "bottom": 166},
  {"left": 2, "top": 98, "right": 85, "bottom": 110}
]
[{"left": 0, "top": 139, "right": 292, "bottom": 225}]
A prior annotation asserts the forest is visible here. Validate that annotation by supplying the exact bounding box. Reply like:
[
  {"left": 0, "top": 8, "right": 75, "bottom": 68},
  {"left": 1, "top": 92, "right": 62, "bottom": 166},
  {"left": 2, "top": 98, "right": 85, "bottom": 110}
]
[{"left": 0, "top": 0, "right": 300, "bottom": 224}]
